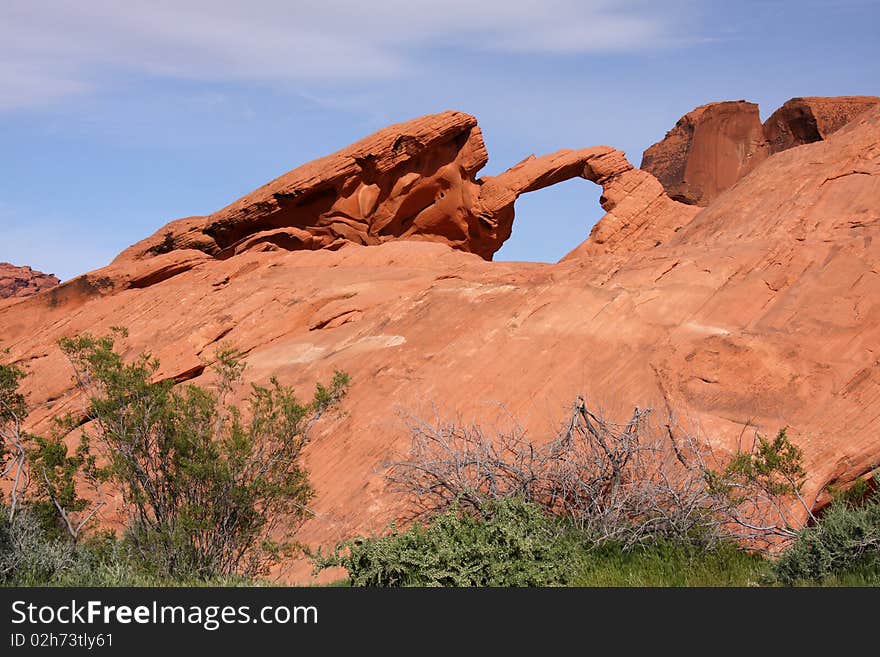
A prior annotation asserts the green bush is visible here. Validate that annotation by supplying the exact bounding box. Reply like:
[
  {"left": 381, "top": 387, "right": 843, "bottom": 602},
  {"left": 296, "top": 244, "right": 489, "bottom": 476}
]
[
  {"left": 0, "top": 509, "right": 134, "bottom": 587},
  {"left": 314, "top": 498, "right": 778, "bottom": 587},
  {"left": 0, "top": 507, "right": 75, "bottom": 585},
  {"left": 773, "top": 479, "right": 880, "bottom": 585},
  {"left": 0, "top": 505, "right": 262, "bottom": 586},
  {"left": 1, "top": 358, "right": 29, "bottom": 520},
  {"left": 314, "top": 498, "right": 577, "bottom": 586},
  {"left": 56, "top": 331, "right": 349, "bottom": 579},
  {"left": 2, "top": 330, "right": 348, "bottom": 584}
]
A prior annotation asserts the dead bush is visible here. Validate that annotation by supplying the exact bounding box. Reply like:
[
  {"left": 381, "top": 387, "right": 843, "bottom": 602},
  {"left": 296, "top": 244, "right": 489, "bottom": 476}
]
[{"left": 387, "top": 397, "right": 812, "bottom": 550}]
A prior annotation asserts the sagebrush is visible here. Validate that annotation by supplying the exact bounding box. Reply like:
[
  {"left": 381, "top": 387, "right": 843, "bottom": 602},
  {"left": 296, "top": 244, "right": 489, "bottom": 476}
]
[{"left": 773, "top": 478, "right": 880, "bottom": 585}]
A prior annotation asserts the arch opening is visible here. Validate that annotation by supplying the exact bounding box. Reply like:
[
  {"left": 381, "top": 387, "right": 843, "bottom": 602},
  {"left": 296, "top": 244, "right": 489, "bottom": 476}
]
[{"left": 493, "top": 178, "right": 604, "bottom": 263}]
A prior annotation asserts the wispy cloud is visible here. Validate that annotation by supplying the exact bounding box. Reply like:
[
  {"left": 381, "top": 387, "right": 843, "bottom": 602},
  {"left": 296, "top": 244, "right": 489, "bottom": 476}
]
[{"left": 0, "top": 1, "right": 693, "bottom": 111}]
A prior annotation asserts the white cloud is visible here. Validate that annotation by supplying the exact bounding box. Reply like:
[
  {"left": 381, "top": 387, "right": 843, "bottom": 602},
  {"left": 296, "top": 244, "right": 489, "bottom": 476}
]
[
  {"left": 0, "top": 64, "right": 92, "bottom": 111},
  {"left": 0, "top": 0, "right": 690, "bottom": 110}
]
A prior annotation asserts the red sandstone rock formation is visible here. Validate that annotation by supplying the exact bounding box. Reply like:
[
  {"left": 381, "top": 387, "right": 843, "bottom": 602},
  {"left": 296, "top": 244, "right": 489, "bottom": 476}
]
[
  {"left": 114, "top": 111, "right": 686, "bottom": 268},
  {"left": 641, "top": 96, "right": 880, "bottom": 206},
  {"left": 763, "top": 96, "right": 880, "bottom": 154},
  {"left": 2, "top": 103, "right": 879, "bottom": 582},
  {"left": 0, "top": 263, "right": 59, "bottom": 300},
  {"left": 640, "top": 101, "right": 768, "bottom": 206}
]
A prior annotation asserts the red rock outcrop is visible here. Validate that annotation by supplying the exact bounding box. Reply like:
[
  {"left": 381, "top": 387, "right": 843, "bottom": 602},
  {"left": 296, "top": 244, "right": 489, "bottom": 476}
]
[
  {"left": 13, "top": 114, "right": 695, "bottom": 330},
  {"left": 116, "top": 111, "right": 491, "bottom": 261},
  {"left": 640, "top": 101, "right": 769, "bottom": 206},
  {"left": 0, "top": 263, "right": 60, "bottom": 300},
  {"left": 114, "top": 111, "right": 687, "bottom": 267},
  {"left": 763, "top": 96, "right": 880, "bottom": 154},
  {"left": 2, "top": 104, "right": 879, "bottom": 582},
  {"left": 562, "top": 155, "right": 701, "bottom": 260},
  {"left": 641, "top": 96, "right": 880, "bottom": 206}
]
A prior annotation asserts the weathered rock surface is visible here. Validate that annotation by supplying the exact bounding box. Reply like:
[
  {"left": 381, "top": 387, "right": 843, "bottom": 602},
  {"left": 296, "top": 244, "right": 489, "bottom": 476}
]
[
  {"left": 114, "top": 111, "right": 686, "bottom": 266},
  {"left": 0, "top": 263, "right": 60, "bottom": 300},
  {"left": 2, "top": 104, "right": 879, "bottom": 582},
  {"left": 764, "top": 96, "right": 880, "bottom": 154},
  {"left": 640, "top": 101, "right": 769, "bottom": 206},
  {"left": 562, "top": 154, "right": 701, "bottom": 259},
  {"left": 641, "top": 96, "right": 880, "bottom": 206}
]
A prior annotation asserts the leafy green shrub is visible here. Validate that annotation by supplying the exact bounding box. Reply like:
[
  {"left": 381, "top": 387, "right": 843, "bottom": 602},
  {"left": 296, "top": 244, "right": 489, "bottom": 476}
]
[
  {"left": 773, "top": 478, "right": 880, "bottom": 585},
  {"left": 27, "top": 430, "right": 103, "bottom": 542},
  {"left": 57, "top": 331, "right": 349, "bottom": 579},
  {"left": 1, "top": 359, "right": 29, "bottom": 520},
  {"left": 707, "top": 428, "right": 807, "bottom": 499},
  {"left": 3, "top": 332, "right": 349, "bottom": 584},
  {"left": 314, "top": 498, "right": 577, "bottom": 586}
]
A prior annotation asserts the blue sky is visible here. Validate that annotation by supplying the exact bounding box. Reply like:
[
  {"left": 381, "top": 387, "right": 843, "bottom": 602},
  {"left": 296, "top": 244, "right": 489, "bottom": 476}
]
[{"left": 0, "top": 1, "right": 877, "bottom": 280}]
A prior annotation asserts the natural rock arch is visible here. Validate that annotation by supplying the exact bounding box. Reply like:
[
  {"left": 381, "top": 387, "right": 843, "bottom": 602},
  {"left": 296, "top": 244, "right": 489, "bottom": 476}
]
[
  {"left": 113, "top": 111, "right": 698, "bottom": 282},
  {"left": 473, "top": 144, "right": 699, "bottom": 261}
]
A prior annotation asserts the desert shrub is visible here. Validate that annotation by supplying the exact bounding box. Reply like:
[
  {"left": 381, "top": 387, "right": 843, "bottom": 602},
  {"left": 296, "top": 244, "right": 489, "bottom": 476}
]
[
  {"left": 314, "top": 498, "right": 577, "bottom": 587},
  {"left": 56, "top": 330, "right": 349, "bottom": 579},
  {"left": 2, "top": 334, "right": 349, "bottom": 583},
  {"left": 772, "top": 478, "right": 880, "bottom": 585},
  {"left": 388, "top": 399, "right": 810, "bottom": 550},
  {"left": 0, "top": 508, "right": 128, "bottom": 586},
  {"left": 0, "top": 360, "right": 29, "bottom": 519},
  {"left": 27, "top": 430, "right": 104, "bottom": 542},
  {"left": 0, "top": 506, "right": 259, "bottom": 586},
  {"left": 313, "top": 498, "right": 775, "bottom": 587},
  {"left": 0, "top": 506, "right": 75, "bottom": 585}
]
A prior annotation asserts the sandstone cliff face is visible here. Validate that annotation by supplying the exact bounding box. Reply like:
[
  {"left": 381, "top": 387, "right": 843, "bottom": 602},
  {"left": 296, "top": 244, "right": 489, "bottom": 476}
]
[
  {"left": 2, "top": 103, "right": 879, "bottom": 582},
  {"left": 641, "top": 96, "right": 880, "bottom": 206},
  {"left": 0, "top": 263, "right": 60, "bottom": 300},
  {"left": 640, "top": 101, "right": 768, "bottom": 206}
]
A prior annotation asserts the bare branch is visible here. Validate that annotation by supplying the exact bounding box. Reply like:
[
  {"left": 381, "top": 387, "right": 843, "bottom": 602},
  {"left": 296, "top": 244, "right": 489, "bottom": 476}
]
[{"left": 387, "top": 397, "right": 811, "bottom": 551}]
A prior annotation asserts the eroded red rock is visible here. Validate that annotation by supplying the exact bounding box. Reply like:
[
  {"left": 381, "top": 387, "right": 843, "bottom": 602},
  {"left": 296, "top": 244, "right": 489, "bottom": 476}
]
[
  {"left": 640, "top": 101, "right": 768, "bottom": 206},
  {"left": 2, "top": 104, "right": 879, "bottom": 583},
  {"left": 763, "top": 96, "right": 880, "bottom": 154},
  {"left": 641, "top": 96, "right": 880, "bottom": 206},
  {"left": 0, "top": 263, "right": 60, "bottom": 300},
  {"left": 114, "top": 111, "right": 683, "bottom": 267}
]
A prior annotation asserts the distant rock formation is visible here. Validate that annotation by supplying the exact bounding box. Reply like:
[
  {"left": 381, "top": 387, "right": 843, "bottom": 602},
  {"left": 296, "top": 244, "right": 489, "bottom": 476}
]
[
  {"left": 641, "top": 96, "right": 880, "bottom": 206},
  {"left": 640, "top": 101, "right": 768, "bottom": 207},
  {"left": 0, "top": 263, "right": 59, "bottom": 300},
  {"left": 763, "top": 96, "right": 880, "bottom": 154}
]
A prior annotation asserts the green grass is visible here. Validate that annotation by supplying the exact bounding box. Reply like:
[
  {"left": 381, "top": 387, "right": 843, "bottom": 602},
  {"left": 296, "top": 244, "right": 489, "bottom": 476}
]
[
  {"left": 566, "top": 540, "right": 880, "bottom": 587},
  {"left": 567, "top": 541, "right": 770, "bottom": 587},
  {"left": 785, "top": 565, "right": 880, "bottom": 587}
]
